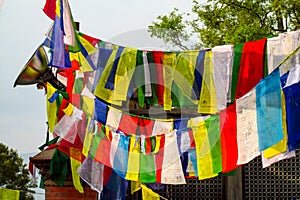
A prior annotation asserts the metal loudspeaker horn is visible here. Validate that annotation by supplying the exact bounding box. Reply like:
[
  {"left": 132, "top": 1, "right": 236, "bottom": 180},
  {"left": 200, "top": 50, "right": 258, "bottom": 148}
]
[{"left": 13, "top": 45, "right": 66, "bottom": 91}]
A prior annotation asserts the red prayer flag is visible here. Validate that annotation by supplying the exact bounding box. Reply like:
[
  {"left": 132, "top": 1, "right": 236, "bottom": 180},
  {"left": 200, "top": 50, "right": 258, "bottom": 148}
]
[
  {"left": 220, "top": 103, "right": 240, "bottom": 173},
  {"left": 139, "top": 118, "right": 155, "bottom": 137},
  {"left": 235, "top": 38, "right": 267, "bottom": 99},
  {"left": 58, "top": 135, "right": 84, "bottom": 162},
  {"left": 152, "top": 51, "right": 164, "bottom": 105},
  {"left": 118, "top": 114, "right": 139, "bottom": 135},
  {"left": 155, "top": 134, "right": 165, "bottom": 183},
  {"left": 43, "top": 0, "right": 56, "bottom": 20}
]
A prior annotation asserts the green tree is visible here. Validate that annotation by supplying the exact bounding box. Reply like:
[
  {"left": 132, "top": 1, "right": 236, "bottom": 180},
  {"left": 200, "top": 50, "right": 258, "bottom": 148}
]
[
  {"left": 148, "top": 0, "right": 300, "bottom": 48},
  {"left": 0, "top": 143, "right": 36, "bottom": 200}
]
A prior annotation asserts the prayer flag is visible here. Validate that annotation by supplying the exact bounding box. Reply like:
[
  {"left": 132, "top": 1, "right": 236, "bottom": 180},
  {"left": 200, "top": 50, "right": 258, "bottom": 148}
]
[
  {"left": 152, "top": 51, "right": 164, "bottom": 105},
  {"left": 212, "top": 45, "right": 234, "bottom": 109},
  {"left": 105, "top": 46, "right": 125, "bottom": 90},
  {"left": 143, "top": 51, "right": 152, "bottom": 97},
  {"left": 106, "top": 107, "right": 122, "bottom": 130},
  {"left": 198, "top": 50, "right": 218, "bottom": 114},
  {"left": 54, "top": 106, "right": 83, "bottom": 144},
  {"left": 141, "top": 185, "right": 160, "bottom": 200},
  {"left": 152, "top": 119, "right": 173, "bottom": 136},
  {"left": 159, "top": 130, "right": 186, "bottom": 184},
  {"left": 112, "top": 133, "right": 129, "bottom": 179},
  {"left": 261, "top": 150, "right": 295, "bottom": 168},
  {"left": 94, "top": 99, "right": 108, "bottom": 125},
  {"left": 220, "top": 103, "right": 239, "bottom": 173},
  {"left": 118, "top": 114, "right": 139, "bottom": 135},
  {"left": 256, "top": 68, "right": 284, "bottom": 151},
  {"left": 281, "top": 71, "right": 300, "bottom": 150},
  {"left": 113, "top": 48, "right": 138, "bottom": 101},
  {"left": 135, "top": 50, "right": 146, "bottom": 108},
  {"left": 43, "top": 0, "right": 56, "bottom": 20},
  {"left": 235, "top": 38, "right": 267, "bottom": 99},
  {"left": 230, "top": 43, "right": 244, "bottom": 103},
  {"left": 236, "top": 89, "right": 260, "bottom": 164},
  {"left": 192, "top": 119, "right": 218, "bottom": 179},
  {"left": 50, "top": 149, "right": 69, "bottom": 187},
  {"left": 162, "top": 52, "right": 176, "bottom": 110},
  {"left": 46, "top": 83, "right": 58, "bottom": 132},
  {"left": 192, "top": 50, "right": 205, "bottom": 100},
  {"left": 0, "top": 188, "right": 20, "bottom": 200},
  {"left": 70, "top": 148, "right": 84, "bottom": 193},
  {"left": 205, "top": 116, "right": 222, "bottom": 174},
  {"left": 78, "top": 154, "right": 104, "bottom": 193},
  {"left": 263, "top": 91, "right": 288, "bottom": 158},
  {"left": 125, "top": 135, "right": 141, "bottom": 181}
]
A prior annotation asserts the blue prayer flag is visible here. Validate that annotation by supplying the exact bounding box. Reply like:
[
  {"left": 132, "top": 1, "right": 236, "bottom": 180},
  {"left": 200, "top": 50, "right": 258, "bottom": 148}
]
[
  {"left": 94, "top": 99, "right": 108, "bottom": 125},
  {"left": 256, "top": 68, "right": 284, "bottom": 151},
  {"left": 281, "top": 71, "right": 300, "bottom": 151}
]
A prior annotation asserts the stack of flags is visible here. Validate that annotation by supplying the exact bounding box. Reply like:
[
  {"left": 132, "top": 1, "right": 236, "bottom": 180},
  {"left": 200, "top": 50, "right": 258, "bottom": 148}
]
[{"left": 18, "top": 0, "right": 300, "bottom": 199}]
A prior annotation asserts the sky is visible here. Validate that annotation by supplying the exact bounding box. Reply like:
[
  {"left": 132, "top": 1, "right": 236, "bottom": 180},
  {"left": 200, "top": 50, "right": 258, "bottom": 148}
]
[{"left": 0, "top": 0, "right": 194, "bottom": 154}]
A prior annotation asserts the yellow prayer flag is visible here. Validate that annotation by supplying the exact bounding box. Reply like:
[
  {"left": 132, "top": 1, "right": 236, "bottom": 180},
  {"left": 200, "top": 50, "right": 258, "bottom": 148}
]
[
  {"left": 70, "top": 148, "right": 84, "bottom": 193},
  {"left": 162, "top": 52, "right": 176, "bottom": 111},
  {"left": 113, "top": 47, "right": 137, "bottom": 101},
  {"left": 63, "top": 103, "right": 74, "bottom": 116},
  {"left": 126, "top": 136, "right": 141, "bottom": 181},
  {"left": 131, "top": 181, "right": 141, "bottom": 194},
  {"left": 94, "top": 47, "right": 123, "bottom": 106},
  {"left": 263, "top": 91, "right": 288, "bottom": 158},
  {"left": 55, "top": 0, "right": 61, "bottom": 17},
  {"left": 82, "top": 96, "right": 95, "bottom": 117},
  {"left": 0, "top": 188, "right": 20, "bottom": 200},
  {"left": 46, "top": 83, "right": 58, "bottom": 133},
  {"left": 198, "top": 50, "right": 218, "bottom": 114},
  {"left": 82, "top": 118, "right": 94, "bottom": 157},
  {"left": 141, "top": 185, "right": 160, "bottom": 200},
  {"left": 192, "top": 120, "right": 218, "bottom": 180}
]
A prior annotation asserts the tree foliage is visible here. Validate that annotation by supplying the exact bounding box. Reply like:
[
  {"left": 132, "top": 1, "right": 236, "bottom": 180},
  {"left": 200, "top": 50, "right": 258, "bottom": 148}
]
[
  {"left": 148, "top": 0, "right": 300, "bottom": 48},
  {"left": 0, "top": 143, "right": 35, "bottom": 200}
]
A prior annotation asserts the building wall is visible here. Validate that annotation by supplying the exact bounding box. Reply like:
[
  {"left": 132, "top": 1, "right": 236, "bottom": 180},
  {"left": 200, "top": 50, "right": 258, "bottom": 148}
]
[{"left": 45, "top": 186, "right": 97, "bottom": 200}]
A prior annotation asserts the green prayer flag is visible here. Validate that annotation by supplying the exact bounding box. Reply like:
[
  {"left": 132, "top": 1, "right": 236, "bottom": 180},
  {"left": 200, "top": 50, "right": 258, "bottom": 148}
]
[
  {"left": 230, "top": 43, "right": 244, "bottom": 103},
  {"left": 50, "top": 149, "right": 69, "bottom": 187}
]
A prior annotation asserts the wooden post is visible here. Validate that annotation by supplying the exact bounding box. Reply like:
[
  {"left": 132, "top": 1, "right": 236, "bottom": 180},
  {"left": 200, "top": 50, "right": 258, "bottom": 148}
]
[{"left": 225, "top": 167, "right": 244, "bottom": 200}]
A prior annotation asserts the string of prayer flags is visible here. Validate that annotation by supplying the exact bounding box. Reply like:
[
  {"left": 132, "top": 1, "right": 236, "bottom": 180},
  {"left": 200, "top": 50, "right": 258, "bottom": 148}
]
[{"left": 256, "top": 68, "right": 284, "bottom": 151}]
